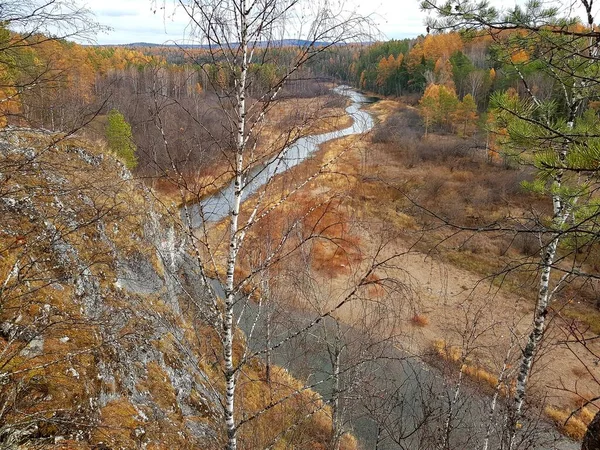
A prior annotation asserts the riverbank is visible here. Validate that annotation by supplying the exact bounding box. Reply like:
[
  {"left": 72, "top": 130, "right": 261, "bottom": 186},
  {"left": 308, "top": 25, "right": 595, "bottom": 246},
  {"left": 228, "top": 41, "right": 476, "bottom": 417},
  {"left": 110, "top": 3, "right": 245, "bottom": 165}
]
[
  {"left": 155, "top": 89, "right": 354, "bottom": 208},
  {"left": 219, "top": 94, "right": 594, "bottom": 446},
  {"left": 179, "top": 82, "right": 594, "bottom": 446}
]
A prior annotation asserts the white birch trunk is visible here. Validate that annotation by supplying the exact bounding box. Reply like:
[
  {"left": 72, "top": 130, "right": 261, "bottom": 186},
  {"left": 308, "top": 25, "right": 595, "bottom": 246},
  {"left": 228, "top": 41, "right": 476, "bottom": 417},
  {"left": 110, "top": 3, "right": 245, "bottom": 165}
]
[
  {"left": 223, "top": 2, "right": 249, "bottom": 449},
  {"left": 442, "top": 365, "right": 464, "bottom": 450},
  {"left": 482, "top": 345, "right": 513, "bottom": 450},
  {"left": 330, "top": 343, "right": 343, "bottom": 450},
  {"left": 510, "top": 121, "right": 573, "bottom": 447},
  {"left": 513, "top": 236, "right": 558, "bottom": 416}
]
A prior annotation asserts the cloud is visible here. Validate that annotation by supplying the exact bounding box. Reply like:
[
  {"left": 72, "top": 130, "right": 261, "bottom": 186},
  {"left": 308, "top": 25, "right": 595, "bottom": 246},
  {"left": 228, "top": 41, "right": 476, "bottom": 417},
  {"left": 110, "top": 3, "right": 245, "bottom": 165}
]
[
  {"left": 97, "top": 8, "right": 138, "bottom": 17},
  {"left": 89, "top": 0, "right": 582, "bottom": 45}
]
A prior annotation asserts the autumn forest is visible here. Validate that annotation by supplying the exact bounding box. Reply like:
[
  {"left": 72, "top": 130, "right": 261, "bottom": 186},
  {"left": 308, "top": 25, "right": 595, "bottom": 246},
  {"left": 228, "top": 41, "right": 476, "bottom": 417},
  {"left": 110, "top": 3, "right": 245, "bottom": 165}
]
[{"left": 1, "top": 0, "right": 600, "bottom": 449}]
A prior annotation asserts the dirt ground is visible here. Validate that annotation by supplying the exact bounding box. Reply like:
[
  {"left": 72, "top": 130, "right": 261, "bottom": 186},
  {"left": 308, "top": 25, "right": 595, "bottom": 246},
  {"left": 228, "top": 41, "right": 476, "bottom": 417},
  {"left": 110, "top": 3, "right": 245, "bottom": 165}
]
[
  {"left": 283, "top": 100, "right": 599, "bottom": 433},
  {"left": 199, "top": 94, "right": 600, "bottom": 440}
]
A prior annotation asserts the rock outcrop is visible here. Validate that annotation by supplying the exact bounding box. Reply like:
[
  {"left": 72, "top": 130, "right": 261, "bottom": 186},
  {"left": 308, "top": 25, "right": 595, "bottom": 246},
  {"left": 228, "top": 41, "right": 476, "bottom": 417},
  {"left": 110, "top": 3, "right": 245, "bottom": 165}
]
[
  {"left": 0, "top": 129, "right": 356, "bottom": 450},
  {"left": 0, "top": 129, "right": 220, "bottom": 448}
]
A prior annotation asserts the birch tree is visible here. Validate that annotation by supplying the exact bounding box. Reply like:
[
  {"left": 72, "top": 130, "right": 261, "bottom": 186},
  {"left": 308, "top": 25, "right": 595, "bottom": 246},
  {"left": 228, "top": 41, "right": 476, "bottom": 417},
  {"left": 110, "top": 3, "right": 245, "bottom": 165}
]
[
  {"left": 422, "top": 0, "right": 600, "bottom": 445},
  {"left": 152, "top": 1, "right": 377, "bottom": 448}
]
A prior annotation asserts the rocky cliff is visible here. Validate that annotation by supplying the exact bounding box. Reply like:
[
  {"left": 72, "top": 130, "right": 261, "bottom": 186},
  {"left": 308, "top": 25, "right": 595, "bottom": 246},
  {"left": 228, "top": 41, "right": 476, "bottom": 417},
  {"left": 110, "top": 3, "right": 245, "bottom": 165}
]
[{"left": 0, "top": 129, "right": 348, "bottom": 449}]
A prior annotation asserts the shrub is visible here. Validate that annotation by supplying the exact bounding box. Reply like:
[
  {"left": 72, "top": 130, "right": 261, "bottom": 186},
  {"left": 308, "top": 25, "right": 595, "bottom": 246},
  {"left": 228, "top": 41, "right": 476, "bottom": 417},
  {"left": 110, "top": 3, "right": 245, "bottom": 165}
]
[
  {"left": 411, "top": 314, "right": 429, "bottom": 327},
  {"left": 545, "top": 406, "right": 588, "bottom": 441}
]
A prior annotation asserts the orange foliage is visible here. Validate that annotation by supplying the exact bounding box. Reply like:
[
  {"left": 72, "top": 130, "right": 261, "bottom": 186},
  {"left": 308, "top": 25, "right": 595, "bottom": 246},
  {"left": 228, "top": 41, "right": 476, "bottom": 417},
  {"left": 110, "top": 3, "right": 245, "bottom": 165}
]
[
  {"left": 407, "top": 32, "right": 464, "bottom": 69},
  {"left": 419, "top": 83, "right": 459, "bottom": 133},
  {"left": 365, "top": 272, "right": 385, "bottom": 298},
  {"left": 433, "top": 57, "right": 455, "bottom": 88},
  {"left": 306, "top": 200, "right": 362, "bottom": 277},
  {"left": 423, "top": 33, "right": 464, "bottom": 60},
  {"left": 510, "top": 49, "right": 529, "bottom": 64},
  {"left": 411, "top": 314, "right": 430, "bottom": 327},
  {"left": 376, "top": 54, "right": 403, "bottom": 88}
]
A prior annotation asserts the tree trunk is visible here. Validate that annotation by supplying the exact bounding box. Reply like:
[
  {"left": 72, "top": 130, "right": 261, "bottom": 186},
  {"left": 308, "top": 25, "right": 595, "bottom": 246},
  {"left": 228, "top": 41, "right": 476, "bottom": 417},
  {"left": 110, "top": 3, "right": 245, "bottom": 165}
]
[
  {"left": 583, "top": 410, "right": 600, "bottom": 450},
  {"left": 443, "top": 365, "right": 464, "bottom": 450},
  {"left": 330, "top": 343, "right": 343, "bottom": 450},
  {"left": 223, "top": 2, "right": 249, "bottom": 449},
  {"left": 513, "top": 235, "right": 559, "bottom": 417}
]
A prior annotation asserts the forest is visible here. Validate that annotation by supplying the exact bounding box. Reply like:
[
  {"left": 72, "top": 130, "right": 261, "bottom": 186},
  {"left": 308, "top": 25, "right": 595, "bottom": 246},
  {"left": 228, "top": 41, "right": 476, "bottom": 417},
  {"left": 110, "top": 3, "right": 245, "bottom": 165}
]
[{"left": 0, "top": 0, "right": 599, "bottom": 449}]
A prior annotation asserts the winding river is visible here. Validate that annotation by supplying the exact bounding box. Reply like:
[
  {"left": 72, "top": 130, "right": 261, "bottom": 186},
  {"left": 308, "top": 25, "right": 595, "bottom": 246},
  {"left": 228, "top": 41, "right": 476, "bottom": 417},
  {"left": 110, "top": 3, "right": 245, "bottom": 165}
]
[
  {"left": 186, "top": 86, "right": 577, "bottom": 449},
  {"left": 187, "top": 86, "right": 376, "bottom": 226}
]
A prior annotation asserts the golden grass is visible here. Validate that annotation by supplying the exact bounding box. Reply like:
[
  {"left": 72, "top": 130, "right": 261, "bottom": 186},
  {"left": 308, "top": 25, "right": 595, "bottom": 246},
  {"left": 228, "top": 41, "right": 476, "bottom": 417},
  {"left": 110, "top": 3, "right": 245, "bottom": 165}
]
[
  {"left": 432, "top": 339, "right": 503, "bottom": 392},
  {"left": 93, "top": 398, "right": 141, "bottom": 448},
  {"left": 544, "top": 406, "right": 592, "bottom": 441}
]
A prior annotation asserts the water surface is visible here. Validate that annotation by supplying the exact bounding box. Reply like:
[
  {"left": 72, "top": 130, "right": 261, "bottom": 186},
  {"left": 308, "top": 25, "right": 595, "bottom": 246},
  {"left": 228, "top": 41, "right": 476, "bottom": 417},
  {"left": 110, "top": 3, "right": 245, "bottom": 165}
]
[{"left": 187, "top": 86, "right": 375, "bottom": 226}]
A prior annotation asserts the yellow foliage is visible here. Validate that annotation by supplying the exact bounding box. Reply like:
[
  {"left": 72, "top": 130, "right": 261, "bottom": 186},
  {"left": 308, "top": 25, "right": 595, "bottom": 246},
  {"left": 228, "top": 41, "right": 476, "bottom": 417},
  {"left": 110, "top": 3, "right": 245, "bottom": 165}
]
[
  {"left": 545, "top": 406, "right": 589, "bottom": 441},
  {"left": 511, "top": 49, "right": 529, "bottom": 63},
  {"left": 422, "top": 33, "right": 464, "bottom": 61}
]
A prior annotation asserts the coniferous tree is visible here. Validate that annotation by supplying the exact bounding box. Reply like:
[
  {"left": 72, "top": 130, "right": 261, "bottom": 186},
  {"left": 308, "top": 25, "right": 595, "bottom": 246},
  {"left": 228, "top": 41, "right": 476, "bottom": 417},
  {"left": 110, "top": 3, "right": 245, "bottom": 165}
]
[
  {"left": 105, "top": 108, "right": 137, "bottom": 169},
  {"left": 422, "top": 0, "right": 600, "bottom": 446}
]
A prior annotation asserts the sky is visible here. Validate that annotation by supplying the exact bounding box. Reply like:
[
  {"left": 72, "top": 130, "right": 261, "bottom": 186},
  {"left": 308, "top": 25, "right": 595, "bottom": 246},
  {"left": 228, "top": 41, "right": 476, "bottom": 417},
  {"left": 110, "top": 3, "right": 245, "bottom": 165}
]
[
  {"left": 87, "top": 0, "right": 594, "bottom": 45},
  {"left": 89, "top": 0, "right": 435, "bottom": 44}
]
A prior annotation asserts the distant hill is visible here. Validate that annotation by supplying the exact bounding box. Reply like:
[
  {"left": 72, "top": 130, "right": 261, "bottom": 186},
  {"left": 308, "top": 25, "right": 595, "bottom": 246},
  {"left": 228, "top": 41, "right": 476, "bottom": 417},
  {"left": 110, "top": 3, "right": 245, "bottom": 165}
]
[{"left": 108, "top": 39, "right": 345, "bottom": 49}]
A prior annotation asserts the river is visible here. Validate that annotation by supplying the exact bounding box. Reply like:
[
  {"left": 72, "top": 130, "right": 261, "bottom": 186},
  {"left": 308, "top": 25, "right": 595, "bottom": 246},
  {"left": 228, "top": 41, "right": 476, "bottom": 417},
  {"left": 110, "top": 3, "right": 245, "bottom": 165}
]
[
  {"left": 187, "top": 86, "right": 376, "bottom": 226},
  {"left": 188, "top": 86, "right": 578, "bottom": 449}
]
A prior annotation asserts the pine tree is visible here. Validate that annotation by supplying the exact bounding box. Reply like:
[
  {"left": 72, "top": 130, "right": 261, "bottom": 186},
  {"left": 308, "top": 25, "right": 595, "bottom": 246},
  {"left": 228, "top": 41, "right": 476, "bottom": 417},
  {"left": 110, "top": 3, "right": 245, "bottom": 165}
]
[
  {"left": 423, "top": 0, "right": 600, "bottom": 445},
  {"left": 105, "top": 108, "right": 137, "bottom": 169}
]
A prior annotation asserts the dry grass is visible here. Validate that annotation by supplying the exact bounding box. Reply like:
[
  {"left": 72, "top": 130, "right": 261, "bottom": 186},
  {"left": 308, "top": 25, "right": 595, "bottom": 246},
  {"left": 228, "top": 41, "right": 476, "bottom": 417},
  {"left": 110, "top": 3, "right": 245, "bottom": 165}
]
[
  {"left": 562, "top": 304, "right": 600, "bottom": 335},
  {"left": 544, "top": 406, "right": 593, "bottom": 441},
  {"left": 431, "top": 340, "right": 503, "bottom": 392}
]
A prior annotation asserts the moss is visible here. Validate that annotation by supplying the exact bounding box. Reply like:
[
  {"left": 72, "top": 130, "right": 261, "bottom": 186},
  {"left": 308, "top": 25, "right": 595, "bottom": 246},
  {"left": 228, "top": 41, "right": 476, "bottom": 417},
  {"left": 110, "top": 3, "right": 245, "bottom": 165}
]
[
  {"left": 93, "top": 398, "right": 141, "bottom": 448},
  {"left": 155, "top": 333, "right": 184, "bottom": 370},
  {"left": 138, "top": 361, "right": 181, "bottom": 416},
  {"left": 188, "top": 388, "right": 211, "bottom": 418}
]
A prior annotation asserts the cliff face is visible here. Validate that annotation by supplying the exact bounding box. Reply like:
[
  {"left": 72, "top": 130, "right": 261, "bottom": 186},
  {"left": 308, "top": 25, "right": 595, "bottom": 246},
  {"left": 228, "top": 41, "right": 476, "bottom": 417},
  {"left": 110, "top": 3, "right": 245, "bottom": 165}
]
[
  {"left": 0, "top": 129, "right": 357, "bottom": 450},
  {"left": 0, "top": 129, "right": 221, "bottom": 449}
]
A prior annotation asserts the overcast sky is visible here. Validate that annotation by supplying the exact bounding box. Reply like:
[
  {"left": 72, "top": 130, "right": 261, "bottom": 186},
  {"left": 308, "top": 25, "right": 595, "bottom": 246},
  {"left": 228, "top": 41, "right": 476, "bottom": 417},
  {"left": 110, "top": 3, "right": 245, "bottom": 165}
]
[
  {"left": 87, "top": 0, "right": 594, "bottom": 45},
  {"left": 87, "top": 0, "right": 440, "bottom": 44}
]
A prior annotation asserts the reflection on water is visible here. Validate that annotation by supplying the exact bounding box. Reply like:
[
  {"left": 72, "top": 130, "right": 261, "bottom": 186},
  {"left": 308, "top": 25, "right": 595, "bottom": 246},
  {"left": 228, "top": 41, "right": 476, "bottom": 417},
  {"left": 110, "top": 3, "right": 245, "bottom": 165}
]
[{"left": 186, "top": 86, "right": 375, "bottom": 226}]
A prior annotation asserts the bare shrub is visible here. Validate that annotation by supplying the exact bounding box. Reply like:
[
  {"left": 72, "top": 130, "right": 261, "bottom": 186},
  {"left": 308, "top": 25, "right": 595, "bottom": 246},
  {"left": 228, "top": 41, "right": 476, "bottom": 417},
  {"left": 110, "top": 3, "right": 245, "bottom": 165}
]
[
  {"left": 411, "top": 314, "right": 430, "bottom": 327},
  {"left": 415, "top": 139, "right": 471, "bottom": 163},
  {"left": 323, "top": 93, "right": 349, "bottom": 109},
  {"left": 512, "top": 232, "right": 540, "bottom": 257},
  {"left": 481, "top": 168, "right": 534, "bottom": 204},
  {"left": 457, "top": 233, "right": 505, "bottom": 256},
  {"left": 280, "top": 79, "right": 331, "bottom": 98},
  {"left": 372, "top": 107, "right": 422, "bottom": 144},
  {"left": 399, "top": 92, "right": 422, "bottom": 106}
]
